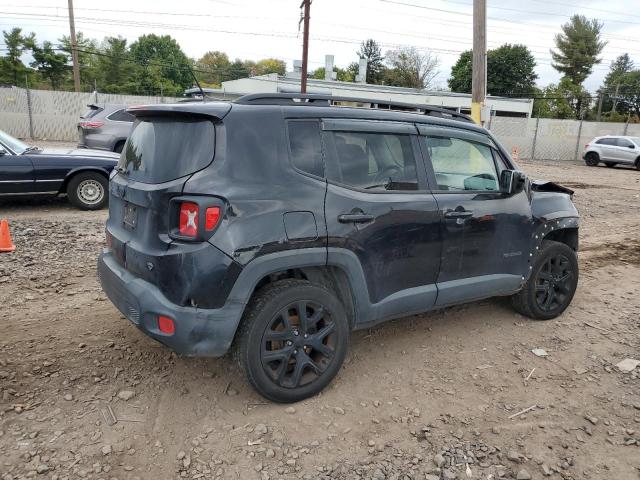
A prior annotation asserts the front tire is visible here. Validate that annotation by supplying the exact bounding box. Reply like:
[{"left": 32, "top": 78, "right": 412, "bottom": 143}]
[
  {"left": 584, "top": 152, "right": 599, "bottom": 166},
  {"left": 67, "top": 172, "right": 108, "bottom": 210},
  {"left": 511, "top": 240, "right": 578, "bottom": 320},
  {"left": 235, "top": 280, "right": 349, "bottom": 403}
]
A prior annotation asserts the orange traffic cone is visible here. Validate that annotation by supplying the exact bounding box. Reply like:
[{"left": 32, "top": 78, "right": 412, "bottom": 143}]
[{"left": 0, "top": 219, "right": 16, "bottom": 253}]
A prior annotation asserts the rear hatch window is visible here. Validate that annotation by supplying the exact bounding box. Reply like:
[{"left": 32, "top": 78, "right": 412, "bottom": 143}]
[
  {"left": 119, "top": 117, "right": 215, "bottom": 184},
  {"left": 81, "top": 105, "right": 103, "bottom": 119}
]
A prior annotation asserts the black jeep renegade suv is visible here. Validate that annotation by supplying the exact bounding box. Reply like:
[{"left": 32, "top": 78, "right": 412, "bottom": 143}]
[{"left": 98, "top": 94, "right": 579, "bottom": 403}]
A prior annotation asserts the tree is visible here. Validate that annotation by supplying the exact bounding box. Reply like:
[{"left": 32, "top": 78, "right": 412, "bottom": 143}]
[
  {"left": 384, "top": 47, "right": 439, "bottom": 89},
  {"left": 252, "top": 58, "right": 286, "bottom": 76},
  {"left": 448, "top": 50, "right": 472, "bottom": 93},
  {"left": 129, "top": 34, "right": 192, "bottom": 95},
  {"left": 449, "top": 44, "right": 537, "bottom": 96},
  {"left": 97, "top": 36, "right": 135, "bottom": 93},
  {"left": 550, "top": 15, "right": 606, "bottom": 86},
  {"left": 2, "top": 28, "right": 35, "bottom": 85},
  {"left": 357, "top": 39, "right": 385, "bottom": 84},
  {"left": 615, "top": 70, "right": 640, "bottom": 118},
  {"left": 196, "top": 51, "right": 231, "bottom": 86},
  {"left": 533, "top": 78, "right": 591, "bottom": 119},
  {"left": 596, "top": 54, "right": 636, "bottom": 116},
  {"left": 31, "top": 41, "right": 69, "bottom": 89},
  {"left": 604, "top": 53, "right": 634, "bottom": 87},
  {"left": 59, "top": 31, "right": 99, "bottom": 90}
]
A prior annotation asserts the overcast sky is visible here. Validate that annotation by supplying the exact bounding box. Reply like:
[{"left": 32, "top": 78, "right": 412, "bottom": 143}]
[{"left": 2, "top": 0, "right": 639, "bottom": 93}]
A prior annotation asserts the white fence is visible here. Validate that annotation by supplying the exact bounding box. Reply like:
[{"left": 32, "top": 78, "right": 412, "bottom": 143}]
[
  {"left": 0, "top": 87, "right": 182, "bottom": 142},
  {"left": 488, "top": 117, "right": 640, "bottom": 162},
  {"left": 2, "top": 87, "right": 639, "bottom": 161}
]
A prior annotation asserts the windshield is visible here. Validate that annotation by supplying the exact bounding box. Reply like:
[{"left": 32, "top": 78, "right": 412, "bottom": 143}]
[
  {"left": 119, "top": 117, "right": 215, "bottom": 184},
  {"left": 0, "top": 130, "right": 29, "bottom": 154},
  {"left": 630, "top": 137, "right": 640, "bottom": 146}
]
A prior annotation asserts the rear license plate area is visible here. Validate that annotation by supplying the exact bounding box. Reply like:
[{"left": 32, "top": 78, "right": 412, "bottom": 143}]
[{"left": 123, "top": 203, "right": 138, "bottom": 229}]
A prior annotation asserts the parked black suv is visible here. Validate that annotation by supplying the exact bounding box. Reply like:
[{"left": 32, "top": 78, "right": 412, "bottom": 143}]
[{"left": 98, "top": 94, "right": 579, "bottom": 403}]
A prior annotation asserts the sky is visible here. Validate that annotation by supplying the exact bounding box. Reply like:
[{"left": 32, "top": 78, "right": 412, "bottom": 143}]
[{"left": 2, "top": 0, "right": 639, "bottom": 93}]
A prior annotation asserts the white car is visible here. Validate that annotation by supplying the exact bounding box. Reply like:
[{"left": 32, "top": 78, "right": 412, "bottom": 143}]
[{"left": 583, "top": 136, "right": 640, "bottom": 169}]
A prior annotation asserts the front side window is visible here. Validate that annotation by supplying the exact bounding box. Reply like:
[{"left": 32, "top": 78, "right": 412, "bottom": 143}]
[
  {"left": 327, "top": 131, "right": 418, "bottom": 191},
  {"left": 424, "top": 136, "right": 499, "bottom": 191},
  {"left": 616, "top": 138, "right": 633, "bottom": 148},
  {"left": 288, "top": 121, "right": 324, "bottom": 177}
]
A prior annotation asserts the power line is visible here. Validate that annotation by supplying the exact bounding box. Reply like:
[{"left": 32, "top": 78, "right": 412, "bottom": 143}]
[
  {"left": 385, "top": 0, "right": 640, "bottom": 26},
  {"left": 0, "top": 11, "right": 622, "bottom": 70}
]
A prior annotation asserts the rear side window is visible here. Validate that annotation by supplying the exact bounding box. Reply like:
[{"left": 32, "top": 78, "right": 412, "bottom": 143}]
[
  {"left": 327, "top": 131, "right": 418, "bottom": 191},
  {"left": 288, "top": 121, "right": 324, "bottom": 177},
  {"left": 424, "top": 136, "right": 499, "bottom": 191},
  {"left": 119, "top": 118, "right": 214, "bottom": 184},
  {"left": 108, "top": 109, "right": 135, "bottom": 122},
  {"left": 596, "top": 138, "right": 616, "bottom": 146}
]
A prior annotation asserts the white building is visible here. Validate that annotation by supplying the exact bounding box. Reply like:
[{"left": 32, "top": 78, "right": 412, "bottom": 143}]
[{"left": 214, "top": 73, "right": 533, "bottom": 118}]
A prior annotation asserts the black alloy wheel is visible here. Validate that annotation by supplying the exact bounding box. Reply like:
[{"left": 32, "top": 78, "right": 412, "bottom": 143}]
[
  {"left": 511, "top": 239, "right": 579, "bottom": 320},
  {"left": 236, "top": 279, "right": 349, "bottom": 403},
  {"left": 261, "top": 300, "right": 336, "bottom": 389},
  {"left": 534, "top": 253, "right": 573, "bottom": 313}
]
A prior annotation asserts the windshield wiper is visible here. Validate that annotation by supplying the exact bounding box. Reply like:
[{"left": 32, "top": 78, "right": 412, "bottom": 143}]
[{"left": 22, "top": 146, "right": 41, "bottom": 154}]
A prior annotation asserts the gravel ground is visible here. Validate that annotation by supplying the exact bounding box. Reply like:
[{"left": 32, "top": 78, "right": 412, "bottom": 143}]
[{"left": 1, "top": 153, "right": 639, "bottom": 480}]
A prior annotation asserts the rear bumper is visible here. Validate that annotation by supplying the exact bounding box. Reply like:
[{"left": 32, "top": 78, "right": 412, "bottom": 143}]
[{"left": 98, "top": 250, "right": 243, "bottom": 357}]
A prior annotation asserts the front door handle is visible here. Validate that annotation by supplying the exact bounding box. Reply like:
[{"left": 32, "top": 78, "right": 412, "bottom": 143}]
[
  {"left": 444, "top": 210, "right": 473, "bottom": 219},
  {"left": 338, "top": 213, "right": 375, "bottom": 224}
]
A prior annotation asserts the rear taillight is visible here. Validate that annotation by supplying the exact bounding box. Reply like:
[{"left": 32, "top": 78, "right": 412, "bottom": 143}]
[
  {"left": 584, "top": 144, "right": 590, "bottom": 149},
  {"left": 205, "top": 207, "right": 221, "bottom": 231},
  {"left": 79, "top": 120, "right": 104, "bottom": 129},
  {"left": 170, "top": 197, "right": 224, "bottom": 241},
  {"left": 178, "top": 202, "right": 199, "bottom": 237}
]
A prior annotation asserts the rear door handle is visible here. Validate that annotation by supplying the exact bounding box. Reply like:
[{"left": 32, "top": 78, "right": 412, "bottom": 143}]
[
  {"left": 338, "top": 213, "right": 375, "bottom": 224},
  {"left": 444, "top": 210, "right": 473, "bottom": 219}
]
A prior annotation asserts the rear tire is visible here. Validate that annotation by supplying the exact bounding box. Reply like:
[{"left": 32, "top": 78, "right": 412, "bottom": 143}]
[
  {"left": 67, "top": 172, "right": 108, "bottom": 210},
  {"left": 584, "top": 152, "right": 599, "bottom": 166},
  {"left": 604, "top": 162, "right": 616, "bottom": 168},
  {"left": 235, "top": 279, "right": 349, "bottom": 403},
  {"left": 511, "top": 240, "right": 578, "bottom": 320}
]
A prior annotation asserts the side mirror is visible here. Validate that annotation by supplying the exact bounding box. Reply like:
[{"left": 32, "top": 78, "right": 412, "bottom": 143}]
[
  {"left": 0, "top": 146, "right": 7, "bottom": 156},
  {"left": 629, "top": 144, "right": 635, "bottom": 149},
  {"left": 500, "top": 169, "right": 526, "bottom": 195}
]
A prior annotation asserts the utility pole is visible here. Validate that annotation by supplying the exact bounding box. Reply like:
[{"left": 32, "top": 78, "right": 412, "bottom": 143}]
[
  {"left": 68, "top": 0, "right": 81, "bottom": 92},
  {"left": 596, "top": 90, "right": 604, "bottom": 121},
  {"left": 471, "top": 0, "right": 486, "bottom": 125},
  {"left": 610, "top": 83, "right": 620, "bottom": 113},
  {"left": 300, "top": 0, "right": 311, "bottom": 94}
]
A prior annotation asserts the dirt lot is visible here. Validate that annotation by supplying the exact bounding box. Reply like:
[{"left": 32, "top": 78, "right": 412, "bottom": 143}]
[{"left": 1, "top": 156, "right": 639, "bottom": 480}]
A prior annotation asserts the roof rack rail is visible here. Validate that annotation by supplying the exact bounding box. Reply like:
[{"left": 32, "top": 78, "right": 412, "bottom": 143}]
[{"left": 234, "top": 93, "right": 475, "bottom": 123}]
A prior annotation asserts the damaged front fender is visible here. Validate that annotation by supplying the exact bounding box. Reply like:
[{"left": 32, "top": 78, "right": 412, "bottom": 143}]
[{"left": 519, "top": 180, "right": 580, "bottom": 283}]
